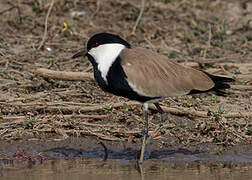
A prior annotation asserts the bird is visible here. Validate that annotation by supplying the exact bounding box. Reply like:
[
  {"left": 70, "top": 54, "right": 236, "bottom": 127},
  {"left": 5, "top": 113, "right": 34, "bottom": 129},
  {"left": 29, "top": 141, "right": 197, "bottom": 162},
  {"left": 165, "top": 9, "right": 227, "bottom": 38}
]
[{"left": 72, "top": 32, "right": 234, "bottom": 163}]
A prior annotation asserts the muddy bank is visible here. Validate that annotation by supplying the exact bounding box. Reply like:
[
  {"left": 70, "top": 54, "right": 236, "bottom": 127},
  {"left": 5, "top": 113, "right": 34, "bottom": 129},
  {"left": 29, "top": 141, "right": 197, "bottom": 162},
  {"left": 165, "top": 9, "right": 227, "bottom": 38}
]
[
  {"left": 0, "top": 0, "right": 251, "bottom": 165},
  {"left": 1, "top": 137, "right": 252, "bottom": 180},
  {"left": 1, "top": 137, "right": 252, "bottom": 162}
]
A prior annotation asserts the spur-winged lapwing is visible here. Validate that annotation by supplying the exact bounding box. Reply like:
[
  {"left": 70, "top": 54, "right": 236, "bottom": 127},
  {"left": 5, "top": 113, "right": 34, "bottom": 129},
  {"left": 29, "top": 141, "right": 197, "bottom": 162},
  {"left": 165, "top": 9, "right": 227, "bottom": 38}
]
[{"left": 72, "top": 32, "right": 234, "bottom": 163}]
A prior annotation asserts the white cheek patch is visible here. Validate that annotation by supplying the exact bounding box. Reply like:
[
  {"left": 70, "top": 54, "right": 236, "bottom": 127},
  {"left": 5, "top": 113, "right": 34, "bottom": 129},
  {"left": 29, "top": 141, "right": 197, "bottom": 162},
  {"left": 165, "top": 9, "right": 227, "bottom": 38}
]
[{"left": 88, "top": 43, "right": 125, "bottom": 83}]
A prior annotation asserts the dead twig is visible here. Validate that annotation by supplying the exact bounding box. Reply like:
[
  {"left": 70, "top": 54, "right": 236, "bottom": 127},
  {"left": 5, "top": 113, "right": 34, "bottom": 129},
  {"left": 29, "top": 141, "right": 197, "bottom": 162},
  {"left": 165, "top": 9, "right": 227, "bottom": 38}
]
[
  {"left": 63, "top": 114, "right": 108, "bottom": 120},
  {"left": 182, "top": 57, "right": 251, "bottom": 64},
  {"left": 27, "top": 127, "right": 123, "bottom": 141},
  {"left": 37, "top": 0, "right": 54, "bottom": 50},
  {"left": 80, "top": 122, "right": 125, "bottom": 129},
  {"left": 36, "top": 68, "right": 93, "bottom": 80},
  {"left": 231, "top": 85, "right": 252, "bottom": 91},
  {"left": 0, "top": 114, "right": 108, "bottom": 124},
  {"left": 148, "top": 104, "right": 252, "bottom": 118},
  {"left": 0, "top": 6, "right": 16, "bottom": 15},
  {"left": 235, "top": 74, "right": 252, "bottom": 80},
  {"left": 0, "top": 101, "right": 140, "bottom": 114},
  {"left": 145, "top": 123, "right": 163, "bottom": 145},
  {"left": 203, "top": 24, "right": 212, "bottom": 59},
  {"left": 41, "top": 101, "right": 139, "bottom": 113},
  {"left": 5, "top": 69, "right": 25, "bottom": 76},
  {"left": 0, "top": 129, "right": 8, "bottom": 136},
  {"left": 3, "top": 99, "right": 252, "bottom": 119},
  {"left": 89, "top": 0, "right": 100, "bottom": 22},
  {"left": 131, "top": 0, "right": 145, "bottom": 34},
  {"left": 2, "top": 1, "right": 22, "bottom": 23}
]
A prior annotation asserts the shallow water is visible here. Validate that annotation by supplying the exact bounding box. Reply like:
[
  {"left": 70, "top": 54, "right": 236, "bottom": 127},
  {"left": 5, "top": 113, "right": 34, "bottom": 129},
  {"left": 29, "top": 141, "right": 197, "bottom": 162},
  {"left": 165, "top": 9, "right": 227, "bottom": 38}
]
[
  {"left": 1, "top": 144, "right": 252, "bottom": 180},
  {"left": 1, "top": 157, "right": 252, "bottom": 180}
]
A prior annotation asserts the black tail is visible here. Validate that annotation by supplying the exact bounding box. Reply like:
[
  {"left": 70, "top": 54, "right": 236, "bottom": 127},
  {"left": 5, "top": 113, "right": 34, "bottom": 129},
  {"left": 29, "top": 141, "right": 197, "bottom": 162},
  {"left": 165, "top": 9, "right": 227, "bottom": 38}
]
[
  {"left": 203, "top": 71, "right": 235, "bottom": 95},
  {"left": 188, "top": 71, "right": 235, "bottom": 96}
]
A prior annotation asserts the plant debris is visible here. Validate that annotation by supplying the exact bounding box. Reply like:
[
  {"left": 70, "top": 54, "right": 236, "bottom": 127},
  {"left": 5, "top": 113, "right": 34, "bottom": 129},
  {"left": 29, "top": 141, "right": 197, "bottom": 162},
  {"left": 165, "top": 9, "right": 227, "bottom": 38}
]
[{"left": 0, "top": 0, "right": 251, "bottom": 154}]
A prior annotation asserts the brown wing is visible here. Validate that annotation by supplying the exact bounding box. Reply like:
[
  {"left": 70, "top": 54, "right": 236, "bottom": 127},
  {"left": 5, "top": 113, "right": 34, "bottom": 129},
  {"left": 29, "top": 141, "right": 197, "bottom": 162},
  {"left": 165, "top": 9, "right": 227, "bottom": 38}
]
[{"left": 120, "top": 47, "right": 214, "bottom": 97}]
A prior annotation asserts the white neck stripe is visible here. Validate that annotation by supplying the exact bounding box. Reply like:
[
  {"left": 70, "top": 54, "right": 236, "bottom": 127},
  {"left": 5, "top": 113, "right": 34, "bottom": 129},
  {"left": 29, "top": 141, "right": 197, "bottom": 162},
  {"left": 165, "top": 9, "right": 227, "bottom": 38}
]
[{"left": 88, "top": 43, "right": 125, "bottom": 83}]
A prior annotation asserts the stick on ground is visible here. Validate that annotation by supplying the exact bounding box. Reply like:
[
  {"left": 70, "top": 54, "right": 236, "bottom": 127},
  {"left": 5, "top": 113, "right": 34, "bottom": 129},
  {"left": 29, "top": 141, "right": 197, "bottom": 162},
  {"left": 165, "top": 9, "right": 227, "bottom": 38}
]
[
  {"left": 37, "top": 0, "right": 54, "bottom": 50},
  {"left": 36, "top": 68, "right": 93, "bottom": 80},
  {"left": 131, "top": 0, "right": 145, "bottom": 34}
]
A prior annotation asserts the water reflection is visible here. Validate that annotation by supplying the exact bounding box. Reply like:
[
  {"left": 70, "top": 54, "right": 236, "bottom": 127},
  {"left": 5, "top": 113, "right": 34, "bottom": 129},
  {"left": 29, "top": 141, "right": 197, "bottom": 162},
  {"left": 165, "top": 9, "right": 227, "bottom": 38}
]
[{"left": 1, "top": 158, "right": 252, "bottom": 180}]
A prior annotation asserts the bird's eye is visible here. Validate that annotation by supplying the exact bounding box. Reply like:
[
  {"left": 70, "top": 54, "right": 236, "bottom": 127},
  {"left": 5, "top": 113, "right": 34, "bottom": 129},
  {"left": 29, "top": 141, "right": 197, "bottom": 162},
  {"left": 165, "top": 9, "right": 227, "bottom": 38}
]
[{"left": 92, "top": 42, "right": 99, "bottom": 48}]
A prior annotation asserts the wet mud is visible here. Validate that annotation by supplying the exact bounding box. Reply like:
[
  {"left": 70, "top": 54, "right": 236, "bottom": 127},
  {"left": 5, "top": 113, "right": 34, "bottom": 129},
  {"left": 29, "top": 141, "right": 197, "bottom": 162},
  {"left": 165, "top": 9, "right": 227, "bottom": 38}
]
[{"left": 0, "top": 0, "right": 252, "bottom": 178}]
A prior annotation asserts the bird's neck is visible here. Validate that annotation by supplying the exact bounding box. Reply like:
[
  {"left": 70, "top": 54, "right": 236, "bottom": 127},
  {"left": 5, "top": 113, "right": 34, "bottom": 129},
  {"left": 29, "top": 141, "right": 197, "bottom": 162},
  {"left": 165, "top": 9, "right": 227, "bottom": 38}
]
[{"left": 88, "top": 43, "right": 126, "bottom": 83}]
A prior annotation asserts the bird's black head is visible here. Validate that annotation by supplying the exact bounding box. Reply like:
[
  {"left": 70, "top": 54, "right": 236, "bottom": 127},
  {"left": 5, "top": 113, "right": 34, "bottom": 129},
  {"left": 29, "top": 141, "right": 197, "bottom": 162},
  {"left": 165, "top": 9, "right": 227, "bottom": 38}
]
[
  {"left": 86, "top": 33, "right": 131, "bottom": 51},
  {"left": 72, "top": 33, "right": 131, "bottom": 59}
]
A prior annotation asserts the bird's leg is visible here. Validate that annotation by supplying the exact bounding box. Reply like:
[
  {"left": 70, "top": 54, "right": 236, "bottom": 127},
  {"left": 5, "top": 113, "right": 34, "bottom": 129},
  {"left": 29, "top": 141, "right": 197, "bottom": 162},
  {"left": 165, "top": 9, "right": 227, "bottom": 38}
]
[
  {"left": 139, "top": 103, "right": 149, "bottom": 164},
  {"left": 154, "top": 102, "right": 168, "bottom": 122},
  {"left": 144, "top": 103, "right": 168, "bottom": 146}
]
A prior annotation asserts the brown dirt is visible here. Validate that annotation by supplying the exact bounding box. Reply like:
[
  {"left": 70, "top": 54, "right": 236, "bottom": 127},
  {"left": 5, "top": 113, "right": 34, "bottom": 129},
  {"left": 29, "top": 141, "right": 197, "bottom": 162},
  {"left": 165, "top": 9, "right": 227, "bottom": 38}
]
[{"left": 0, "top": 0, "right": 252, "bottom": 158}]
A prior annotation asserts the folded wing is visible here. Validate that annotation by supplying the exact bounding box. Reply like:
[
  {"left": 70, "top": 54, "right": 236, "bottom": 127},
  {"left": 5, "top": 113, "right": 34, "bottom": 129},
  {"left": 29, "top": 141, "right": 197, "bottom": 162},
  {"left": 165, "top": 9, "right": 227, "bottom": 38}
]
[{"left": 120, "top": 48, "right": 215, "bottom": 97}]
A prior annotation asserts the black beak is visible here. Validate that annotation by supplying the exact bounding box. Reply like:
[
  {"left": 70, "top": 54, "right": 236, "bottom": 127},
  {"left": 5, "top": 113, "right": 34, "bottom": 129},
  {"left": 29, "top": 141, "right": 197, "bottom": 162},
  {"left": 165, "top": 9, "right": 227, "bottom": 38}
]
[{"left": 72, "top": 50, "right": 87, "bottom": 59}]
